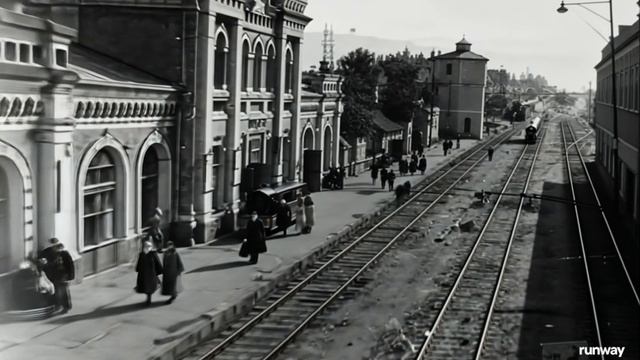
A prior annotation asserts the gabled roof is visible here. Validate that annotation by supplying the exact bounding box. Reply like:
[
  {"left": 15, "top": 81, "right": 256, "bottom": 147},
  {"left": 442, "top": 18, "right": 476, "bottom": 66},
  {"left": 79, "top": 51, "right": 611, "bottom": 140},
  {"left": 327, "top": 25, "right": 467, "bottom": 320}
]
[
  {"left": 372, "top": 110, "right": 403, "bottom": 132},
  {"left": 69, "top": 44, "right": 176, "bottom": 90}
]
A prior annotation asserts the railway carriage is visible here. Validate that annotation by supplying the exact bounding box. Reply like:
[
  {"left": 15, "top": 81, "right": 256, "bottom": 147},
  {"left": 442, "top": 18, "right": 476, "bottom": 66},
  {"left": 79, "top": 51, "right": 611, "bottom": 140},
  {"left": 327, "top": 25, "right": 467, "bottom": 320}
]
[{"left": 525, "top": 117, "right": 541, "bottom": 144}]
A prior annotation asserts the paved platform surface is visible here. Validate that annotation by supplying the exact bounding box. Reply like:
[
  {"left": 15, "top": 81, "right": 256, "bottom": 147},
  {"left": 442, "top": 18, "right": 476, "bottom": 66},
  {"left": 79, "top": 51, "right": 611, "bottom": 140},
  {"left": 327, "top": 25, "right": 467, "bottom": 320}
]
[{"left": 0, "top": 136, "right": 496, "bottom": 360}]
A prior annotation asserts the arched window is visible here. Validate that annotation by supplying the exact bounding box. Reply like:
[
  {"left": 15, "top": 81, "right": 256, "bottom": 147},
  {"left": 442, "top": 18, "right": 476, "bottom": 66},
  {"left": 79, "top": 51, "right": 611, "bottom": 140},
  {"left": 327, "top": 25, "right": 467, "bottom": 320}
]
[
  {"left": 323, "top": 126, "right": 332, "bottom": 171},
  {"left": 285, "top": 49, "right": 293, "bottom": 94},
  {"left": 303, "top": 127, "right": 314, "bottom": 151},
  {"left": 266, "top": 45, "right": 276, "bottom": 92},
  {"left": 83, "top": 150, "right": 117, "bottom": 247},
  {"left": 214, "top": 31, "right": 228, "bottom": 90},
  {"left": 241, "top": 41, "right": 250, "bottom": 92},
  {"left": 253, "top": 42, "right": 263, "bottom": 91},
  {"left": 141, "top": 147, "right": 159, "bottom": 232}
]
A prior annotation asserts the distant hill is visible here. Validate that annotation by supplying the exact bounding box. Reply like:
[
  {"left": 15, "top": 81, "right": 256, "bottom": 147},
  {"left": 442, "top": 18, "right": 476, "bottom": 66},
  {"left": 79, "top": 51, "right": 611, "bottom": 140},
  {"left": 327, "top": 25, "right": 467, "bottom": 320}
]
[{"left": 301, "top": 32, "right": 434, "bottom": 70}]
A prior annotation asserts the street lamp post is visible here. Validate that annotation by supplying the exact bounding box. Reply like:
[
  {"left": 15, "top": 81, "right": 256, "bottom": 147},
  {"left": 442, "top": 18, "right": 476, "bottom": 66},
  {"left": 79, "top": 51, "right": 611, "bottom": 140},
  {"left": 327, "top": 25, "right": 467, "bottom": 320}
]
[
  {"left": 427, "top": 53, "right": 437, "bottom": 148},
  {"left": 557, "top": 0, "right": 619, "bottom": 211}
]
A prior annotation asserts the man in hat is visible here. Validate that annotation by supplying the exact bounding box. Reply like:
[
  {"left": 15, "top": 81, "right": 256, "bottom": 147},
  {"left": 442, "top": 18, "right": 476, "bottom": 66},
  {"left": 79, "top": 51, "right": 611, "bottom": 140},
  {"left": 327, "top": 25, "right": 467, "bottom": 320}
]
[
  {"left": 245, "top": 211, "right": 267, "bottom": 264},
  {"left": 40, "top": 238, "right": 75, "bottom": 313},
  {"left": 147, "top": 207, "right": 165, "bottom": 252}
]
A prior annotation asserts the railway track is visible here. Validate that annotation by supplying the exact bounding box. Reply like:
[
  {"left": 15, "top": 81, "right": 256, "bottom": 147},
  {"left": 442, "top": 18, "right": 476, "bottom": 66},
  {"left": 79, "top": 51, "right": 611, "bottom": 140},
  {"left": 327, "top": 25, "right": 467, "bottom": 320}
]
[
  {"left": 560, "top": 119, "right": 640, "bottom": 359},
  {"left": 410, "top": 126, "right": 546, "bottom": 359},
  {"left": 182, "top": 129, "right": 519, "bottom": 360}
]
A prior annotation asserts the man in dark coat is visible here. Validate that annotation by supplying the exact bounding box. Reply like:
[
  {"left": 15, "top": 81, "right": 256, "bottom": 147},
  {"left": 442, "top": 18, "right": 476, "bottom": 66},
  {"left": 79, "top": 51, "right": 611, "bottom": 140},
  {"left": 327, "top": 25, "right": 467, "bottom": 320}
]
[
  {"left": 399, "top": 158, "right": 408, "bottom": 176},
  {"left": 387, "top": 169, "right": 396, "bottom": 191},
  {"left": 276, "top": 199, "right": 292, "bottom": 237},
  {"left": 370, "top": 163, "right": 378, "bottom": 185},
  {"left": 411, "top": 151, "right": 419, "bottom": 164},
  {"left": 409, "top": 159, "right": 417, "bottom": 175},
  {"left": 41, "top": 238, "right": 75, "bottom": 313},
  {"left": 136, "top": 240, "right": 163, "bottom": 306},
  {"left": 488, "top": 146, "right": 495, "bottom": 161},
  {"left": 161, "top": 241, "right": 184, "bottom": 304},
  {"left": 380, "top": 167, "right": 388, "bottom": 190},
  {"left": 419, "top": 155, "right": 427, "bottom": 175},
  {"left": 246, "top": 211, "right": 267, "bottom": 264}
]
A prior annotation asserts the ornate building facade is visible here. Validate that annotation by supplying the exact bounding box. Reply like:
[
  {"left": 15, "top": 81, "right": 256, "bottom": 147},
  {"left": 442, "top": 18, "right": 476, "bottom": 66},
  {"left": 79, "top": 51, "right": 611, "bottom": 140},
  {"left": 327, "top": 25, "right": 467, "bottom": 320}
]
[{"left": 0, "top": 0, "right": 340, "bottom": 289}]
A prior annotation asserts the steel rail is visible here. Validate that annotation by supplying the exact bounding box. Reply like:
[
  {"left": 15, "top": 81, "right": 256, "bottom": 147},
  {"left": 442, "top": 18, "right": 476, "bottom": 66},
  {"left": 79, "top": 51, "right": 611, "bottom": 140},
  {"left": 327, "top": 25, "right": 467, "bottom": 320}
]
[
  {"left": 561, "top": 121, "right": 604, "bottom": 359},
  {"left": 261, "top": 132, "right": 514, "bottom": 360},
  {"left": 196, "top": 129, "right": 518, "bottom": 360},
  {"left": 413, "top": 132, "right": 537, "bottom": 360},
  {"left": 474, "top": 127, "right": 547, "bottom": 359},
  {"left": 565, "top": 121, "right": 640, "bottom": 306}
]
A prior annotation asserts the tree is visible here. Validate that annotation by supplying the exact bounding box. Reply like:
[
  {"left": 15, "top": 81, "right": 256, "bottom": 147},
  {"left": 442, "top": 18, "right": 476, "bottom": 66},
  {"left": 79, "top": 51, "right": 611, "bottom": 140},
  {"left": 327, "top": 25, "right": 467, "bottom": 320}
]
[
  {"left": 379, "top": 54, "right": 420, "bottom": 123},
  {"left": 338, "top": 48, "right": 381, "bottom": 140},
  {"left": 485, "top": 94, "right": 508, "bottom": 117}
]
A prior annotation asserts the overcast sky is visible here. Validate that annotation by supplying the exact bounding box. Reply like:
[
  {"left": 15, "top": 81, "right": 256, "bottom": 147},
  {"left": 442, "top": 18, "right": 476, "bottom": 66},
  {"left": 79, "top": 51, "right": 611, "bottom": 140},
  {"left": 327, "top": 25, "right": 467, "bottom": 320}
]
[{"left": 304, "top": 0, "right": 639, "bottom": 92}]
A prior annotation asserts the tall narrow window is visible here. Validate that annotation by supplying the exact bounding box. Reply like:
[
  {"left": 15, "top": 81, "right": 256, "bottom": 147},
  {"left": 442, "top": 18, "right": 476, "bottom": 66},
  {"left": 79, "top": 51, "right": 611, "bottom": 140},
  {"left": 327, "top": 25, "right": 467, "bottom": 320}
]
[
  {"left": 0, "top": 165, "right": 9, "bottom": 272},
  {"left": 249, "top": 138, "right": 262, "bottom": 164},
  {"left": 211, "top": 147, "right": 221, "bottom": 210},
  {"left": 5, "top": 42, "right": 16, "bottom": 62},
  {"left": 266, "top": 45, "right": 276, "bottom": 92},
  {"left": 19, "top": 44, "right": 30, "bottom": 63},
  {"left": 241, "top": 41, "right": 250, "bottom": 92},
  {"left": 285, "top": 49, "right": 293, "bottom": 93},
  {"left": 141, "top": 147, "right": 159, "bottom": 232},
  {"left": 446, "top": 63, "right": 452, "bottom": 75},
  {"left": 83, "top": 151, "right": 116, "bottom": 247},
  {"left": 253, "top": 42, "right": 263, "bottom": 91},
  {"left": 214, "top": 32, "right": 228, "bottom": 90}
]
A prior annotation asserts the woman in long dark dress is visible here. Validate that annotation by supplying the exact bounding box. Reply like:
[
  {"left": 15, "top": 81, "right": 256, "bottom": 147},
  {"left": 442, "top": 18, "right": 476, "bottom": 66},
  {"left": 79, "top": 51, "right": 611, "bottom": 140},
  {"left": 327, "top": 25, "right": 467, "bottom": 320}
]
[
  {"left": 246, "top": 211, "right": 267, "bottom": 264},
  {"left": 276, "top": 199, "right": 292, "bottom": 237},
  {"left": 136, "top": 240, "right": 163, "bottom": 306},
  {"left": 161, "top": 241, "right": 184, "bottom": 304}
]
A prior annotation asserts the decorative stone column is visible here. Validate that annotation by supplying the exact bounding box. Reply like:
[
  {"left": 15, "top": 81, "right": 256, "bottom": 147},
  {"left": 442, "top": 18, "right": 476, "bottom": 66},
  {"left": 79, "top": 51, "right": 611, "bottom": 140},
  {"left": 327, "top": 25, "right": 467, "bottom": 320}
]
[
  {"left": 224, "top": 19, "right": 244, "bottom": 222},
  {"left": 36, "top": 73, "right": 77, "bottom": 257}
]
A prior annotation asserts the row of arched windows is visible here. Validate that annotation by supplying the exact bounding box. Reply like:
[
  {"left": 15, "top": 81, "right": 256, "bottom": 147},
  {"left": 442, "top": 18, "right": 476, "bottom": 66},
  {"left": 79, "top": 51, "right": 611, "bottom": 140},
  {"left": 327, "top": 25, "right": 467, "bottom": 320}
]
[{"left": 214, "top": 27, "right": 294, "bottom": 94}]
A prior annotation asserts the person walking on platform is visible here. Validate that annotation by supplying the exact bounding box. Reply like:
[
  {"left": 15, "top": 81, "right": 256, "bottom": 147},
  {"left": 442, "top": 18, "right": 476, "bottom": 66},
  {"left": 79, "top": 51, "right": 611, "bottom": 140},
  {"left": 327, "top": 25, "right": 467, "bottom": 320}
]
[
  {"left": 387, "top": 169, "right": 396, "bottom": 191},
  {"left": 487, "top": 146, "right": 495, "bottom": 161},
  {"left": 246, "top": 211, "right": 267, "bottom": 264},
  {"left": 136, "top": 240, "right": 163, "bottom": 306},
  {"left": 456, "top": 135, "right": 461, "bottom": 149},
  {"left": 303, "top": 194, "right": 315, "bottom": 234},
  {"left": 419, "top": 155, "right": 427, "bottom": 175},
  {"left": 442, "top": 141, "right": 449, "bottom": 156},
  {"left": 409, "top": 159, "right": 417, "bottom": 176},
  {"left": 380, "top": 167, "right": 388, "bottom": 190},
  {"left": 161, "top": 241, "right": 184, "bottom": 304},
  {"left": 295, "top": 196, "right": 306, "bottom": 234},
  {"left": 40, "top": 238, "right": 75, "bottom": 313},
  {"left": 399, "top": 157, "right": 408, "bottom": 176},
  {"left": 276, "top": 199, "right": 292, "bottom": 237},
  {"left": 370, "top": 163, "right": 379, "bottom": 185}
]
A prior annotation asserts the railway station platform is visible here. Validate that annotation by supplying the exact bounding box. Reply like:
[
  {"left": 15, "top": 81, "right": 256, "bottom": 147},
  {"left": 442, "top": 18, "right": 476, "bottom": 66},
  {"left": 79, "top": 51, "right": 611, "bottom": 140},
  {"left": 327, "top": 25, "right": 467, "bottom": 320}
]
[{"left": 0, "top": 132, "right": 507, "bottom": 360}]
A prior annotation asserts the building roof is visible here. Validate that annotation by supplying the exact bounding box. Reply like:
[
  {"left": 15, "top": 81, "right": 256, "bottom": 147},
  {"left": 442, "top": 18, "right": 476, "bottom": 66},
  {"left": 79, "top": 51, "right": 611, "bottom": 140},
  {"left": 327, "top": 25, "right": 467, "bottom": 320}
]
[
  {"left": 372, "top": 110, "right": 403, "bottom": 132},
  {"left": 69, "top": 44, "right": 176, "bottom": 90},
  {"left": 339, "top": 136, "right": 352, "bottom": 149},
  {"left": 595, "top": 20, "right": 639, "bottom": 69},
  {"left": 434, "top": 50, "right": 488, "bottom": 61}
]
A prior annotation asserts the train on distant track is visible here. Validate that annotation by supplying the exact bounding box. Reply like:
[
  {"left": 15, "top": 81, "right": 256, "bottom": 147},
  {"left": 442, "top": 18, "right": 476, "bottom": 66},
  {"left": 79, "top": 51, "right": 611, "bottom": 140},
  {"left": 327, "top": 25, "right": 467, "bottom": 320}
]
[{"left": 525, "top": 117, "right": 541, "bottom": 144}]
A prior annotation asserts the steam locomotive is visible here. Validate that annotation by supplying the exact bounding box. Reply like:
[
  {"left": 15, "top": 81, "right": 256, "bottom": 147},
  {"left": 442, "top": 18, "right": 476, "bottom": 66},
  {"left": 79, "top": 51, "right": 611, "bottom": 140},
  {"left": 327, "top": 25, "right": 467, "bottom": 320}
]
[{"left": 525, "top": 117, "right": 541, "bottom": 144}]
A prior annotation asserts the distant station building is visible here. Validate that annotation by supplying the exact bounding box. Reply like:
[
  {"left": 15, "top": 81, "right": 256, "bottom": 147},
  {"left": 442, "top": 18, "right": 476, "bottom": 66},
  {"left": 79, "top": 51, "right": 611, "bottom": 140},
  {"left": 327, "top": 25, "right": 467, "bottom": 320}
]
[
  {"left": 594, "top": 20, "right": 640, "bottom": 231},
  {"left": 433, "top": 38, "right": 488, "bottom": 139},
  {"left": 0, "top": 0, "right": 344, "bottom": 285}
]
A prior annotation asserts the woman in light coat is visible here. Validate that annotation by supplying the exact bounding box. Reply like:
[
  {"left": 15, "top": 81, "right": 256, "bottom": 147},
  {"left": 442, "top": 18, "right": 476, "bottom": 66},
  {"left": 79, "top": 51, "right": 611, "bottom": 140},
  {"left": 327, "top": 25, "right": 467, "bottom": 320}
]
[
  {"left": 303, "top": 194, "right": 315, "bottom": 233},
  {"left": 295, "top": 195, "right": 306, "bottom": 234}
]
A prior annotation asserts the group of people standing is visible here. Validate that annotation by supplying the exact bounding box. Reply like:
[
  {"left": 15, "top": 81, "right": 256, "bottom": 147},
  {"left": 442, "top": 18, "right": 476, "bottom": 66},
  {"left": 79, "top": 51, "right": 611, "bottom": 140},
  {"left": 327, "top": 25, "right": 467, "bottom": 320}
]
[
  {"left": 241, "top": 193, "right": 316, "bottom": 265},
  {"left": 370, "top": 152, "right": 427, "bottom": 192},
  {"left": 399, "top": 152, "right": 427, "bottom": 176},
  {"left": 135, "top": 207, "right": 185, "bottom": 306},
  {"left": 323, "top": 167, "right": 345, "bottom": 190}
]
